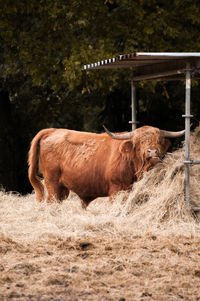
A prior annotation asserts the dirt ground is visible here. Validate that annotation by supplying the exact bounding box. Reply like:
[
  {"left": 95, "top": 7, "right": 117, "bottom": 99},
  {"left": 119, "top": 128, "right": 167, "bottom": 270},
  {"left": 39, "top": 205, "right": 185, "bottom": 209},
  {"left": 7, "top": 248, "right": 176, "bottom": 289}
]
[{"left": 1, "top": 232, "right": 200, "bottom": 301}]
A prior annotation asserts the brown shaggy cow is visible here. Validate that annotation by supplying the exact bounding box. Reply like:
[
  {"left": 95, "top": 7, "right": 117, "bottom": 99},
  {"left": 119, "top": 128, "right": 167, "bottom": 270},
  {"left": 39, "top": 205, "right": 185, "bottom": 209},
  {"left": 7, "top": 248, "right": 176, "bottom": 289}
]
[{"left": 28, "top": 126, "right": 184, "bottom": 207}]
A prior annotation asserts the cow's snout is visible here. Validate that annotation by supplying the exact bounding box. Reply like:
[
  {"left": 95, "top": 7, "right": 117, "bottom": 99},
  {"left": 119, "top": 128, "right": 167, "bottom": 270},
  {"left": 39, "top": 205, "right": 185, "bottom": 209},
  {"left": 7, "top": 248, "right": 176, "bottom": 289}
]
[
  {"left": 147, "top": 149, "right": 161, "bottom": 163},
  {"left": 147, "top": 149, "right": 159, "bottom": 158}
]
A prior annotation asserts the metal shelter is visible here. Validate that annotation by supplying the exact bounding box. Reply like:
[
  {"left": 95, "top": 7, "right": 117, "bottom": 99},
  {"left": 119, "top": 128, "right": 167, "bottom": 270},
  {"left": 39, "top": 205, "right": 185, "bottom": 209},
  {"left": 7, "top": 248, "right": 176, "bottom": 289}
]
[{"left": 83, "top": 52, "right": 200, "bottom": 210}]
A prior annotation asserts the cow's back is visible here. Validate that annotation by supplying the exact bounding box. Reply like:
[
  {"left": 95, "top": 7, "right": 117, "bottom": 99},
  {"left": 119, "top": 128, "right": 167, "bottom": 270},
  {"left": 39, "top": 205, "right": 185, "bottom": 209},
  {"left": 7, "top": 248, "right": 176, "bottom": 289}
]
[{"left": 39, "top": 129, "right": 115, "bottom": 200}]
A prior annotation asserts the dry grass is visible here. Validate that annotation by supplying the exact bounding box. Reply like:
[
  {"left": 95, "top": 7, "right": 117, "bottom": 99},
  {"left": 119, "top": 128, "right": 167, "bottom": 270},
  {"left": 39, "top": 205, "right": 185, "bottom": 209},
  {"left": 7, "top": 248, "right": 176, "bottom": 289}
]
[{"left": 1, "top": 127, "right": 200, "bottom": 300}]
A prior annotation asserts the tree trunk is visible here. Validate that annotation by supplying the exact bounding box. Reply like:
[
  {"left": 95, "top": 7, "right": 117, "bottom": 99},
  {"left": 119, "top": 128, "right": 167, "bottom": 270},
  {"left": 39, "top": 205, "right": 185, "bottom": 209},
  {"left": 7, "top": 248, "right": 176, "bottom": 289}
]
[{"left": 0, "top": 91, "right": 20, "bottom": 191}]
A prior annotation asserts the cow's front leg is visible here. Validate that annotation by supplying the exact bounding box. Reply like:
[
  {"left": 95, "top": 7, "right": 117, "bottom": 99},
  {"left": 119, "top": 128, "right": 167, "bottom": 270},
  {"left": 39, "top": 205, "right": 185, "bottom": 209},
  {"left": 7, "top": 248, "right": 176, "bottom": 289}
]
[
  {"left": 108, "top": 184, "right": 123, "bottom": 203},
  {"left": 80, "top": 197, "right": 93, "bottom": 209}
]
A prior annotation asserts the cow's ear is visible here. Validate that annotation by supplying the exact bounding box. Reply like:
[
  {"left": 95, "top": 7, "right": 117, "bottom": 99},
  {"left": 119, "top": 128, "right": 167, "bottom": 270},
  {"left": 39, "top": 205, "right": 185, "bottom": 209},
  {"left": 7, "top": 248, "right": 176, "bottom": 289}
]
[
  {"left": 163, "top": 139, "right": 171, "bottom": 152},
  {"left": 120, "top": 141, "right": 133, "bottom": 154}
]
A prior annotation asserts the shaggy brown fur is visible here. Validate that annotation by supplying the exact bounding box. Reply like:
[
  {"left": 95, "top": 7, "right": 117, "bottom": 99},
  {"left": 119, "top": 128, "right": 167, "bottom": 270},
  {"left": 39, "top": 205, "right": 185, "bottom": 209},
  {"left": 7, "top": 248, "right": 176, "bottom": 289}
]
[{"left": 28, "top": 126, "right": 171, "bottom": 207}]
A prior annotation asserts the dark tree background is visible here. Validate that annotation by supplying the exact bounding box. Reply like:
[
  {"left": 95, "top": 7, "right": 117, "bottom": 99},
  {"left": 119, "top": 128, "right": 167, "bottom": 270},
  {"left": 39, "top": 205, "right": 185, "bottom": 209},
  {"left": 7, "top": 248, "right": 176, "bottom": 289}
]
[{"left": 0, "top": 0, "right": 200, "bottom": 193}]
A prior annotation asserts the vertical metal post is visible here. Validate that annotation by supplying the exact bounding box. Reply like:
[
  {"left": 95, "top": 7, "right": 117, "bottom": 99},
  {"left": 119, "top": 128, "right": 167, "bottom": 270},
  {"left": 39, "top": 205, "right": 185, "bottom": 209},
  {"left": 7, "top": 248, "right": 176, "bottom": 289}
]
[
  {"left": 184, "top": 62, "right": 192, "bottom": 206},
  {"left": 129, "top": 79, "right": 138, "bottom": 131}
]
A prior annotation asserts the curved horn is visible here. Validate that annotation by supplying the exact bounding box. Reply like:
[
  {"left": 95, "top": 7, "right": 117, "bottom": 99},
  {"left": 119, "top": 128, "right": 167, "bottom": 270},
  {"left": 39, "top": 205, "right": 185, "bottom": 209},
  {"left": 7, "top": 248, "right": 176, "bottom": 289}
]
[
  {"left": 103, "top": 125, "right": 134, "bottom": 140},
  {"left": 160, "top": 129, "right": 185, "bottom": 138}
]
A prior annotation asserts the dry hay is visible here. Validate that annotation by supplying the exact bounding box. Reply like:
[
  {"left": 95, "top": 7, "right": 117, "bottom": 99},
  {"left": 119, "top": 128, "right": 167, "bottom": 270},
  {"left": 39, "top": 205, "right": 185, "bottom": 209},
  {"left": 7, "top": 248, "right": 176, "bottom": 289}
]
[{"left": 1, "top": 127, "right": 200, "bottom": 300}]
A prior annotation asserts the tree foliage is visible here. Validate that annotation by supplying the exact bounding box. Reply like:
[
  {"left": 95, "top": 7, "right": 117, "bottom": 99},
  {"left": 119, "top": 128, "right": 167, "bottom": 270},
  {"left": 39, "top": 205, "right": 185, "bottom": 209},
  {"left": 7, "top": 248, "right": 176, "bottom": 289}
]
[
  {"left": 1, "top": 0, "right": 200, "bottom": 192},
  {"left": 1, "top": 0, "right": 200, "bottom": 92}
]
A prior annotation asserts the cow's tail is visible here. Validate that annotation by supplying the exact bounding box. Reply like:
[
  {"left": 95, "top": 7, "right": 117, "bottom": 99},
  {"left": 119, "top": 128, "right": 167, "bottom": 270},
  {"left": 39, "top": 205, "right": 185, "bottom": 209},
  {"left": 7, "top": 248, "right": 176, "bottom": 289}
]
[{"left": 28, "top": 129, "right": 55, "bottom": 202}]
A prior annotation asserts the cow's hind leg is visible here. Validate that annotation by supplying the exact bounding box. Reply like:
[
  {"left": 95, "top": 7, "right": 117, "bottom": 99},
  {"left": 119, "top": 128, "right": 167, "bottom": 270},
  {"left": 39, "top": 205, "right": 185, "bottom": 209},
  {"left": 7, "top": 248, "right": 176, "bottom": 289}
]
[
  {"left": 44, "top": 174, "right": 69, "bottom": 203},
  {"left": 57, "top": 184, "right": 70, "bottom": 202},
  {"left": 46, "top": 182, "right": 69, "bottom": 203}
]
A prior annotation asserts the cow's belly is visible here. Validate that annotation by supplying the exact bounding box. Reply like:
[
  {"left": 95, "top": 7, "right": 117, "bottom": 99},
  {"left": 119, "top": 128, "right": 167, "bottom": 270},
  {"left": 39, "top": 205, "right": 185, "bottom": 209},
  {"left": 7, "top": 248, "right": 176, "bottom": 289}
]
[{"left": 60, "top": 169, "right": 109, "bottom": 201}]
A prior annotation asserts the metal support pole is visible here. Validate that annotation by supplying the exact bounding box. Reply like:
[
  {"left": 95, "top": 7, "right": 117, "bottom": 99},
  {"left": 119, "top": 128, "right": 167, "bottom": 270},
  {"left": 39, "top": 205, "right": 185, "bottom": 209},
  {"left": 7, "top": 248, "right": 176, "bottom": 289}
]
[
  {"left": 129, "top": 79, "right": 138, "bottom": 131},
  {"left": 183, "top": 62, "right": 192, "bottom": 206}
]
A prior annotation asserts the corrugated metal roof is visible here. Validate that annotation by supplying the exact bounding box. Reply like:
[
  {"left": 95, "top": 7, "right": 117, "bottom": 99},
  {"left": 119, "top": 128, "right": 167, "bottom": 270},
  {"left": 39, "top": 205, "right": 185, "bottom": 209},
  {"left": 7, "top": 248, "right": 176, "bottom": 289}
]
[{"left": 83, "top": 52, "right": 200, "bottom": 81}]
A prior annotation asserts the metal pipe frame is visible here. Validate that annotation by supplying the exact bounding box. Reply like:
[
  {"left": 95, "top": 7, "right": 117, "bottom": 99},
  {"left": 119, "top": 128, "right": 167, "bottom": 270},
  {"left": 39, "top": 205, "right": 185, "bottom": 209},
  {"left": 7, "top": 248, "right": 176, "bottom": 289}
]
[
  {"left": 129, "top": 61, "right": 200, "bottom": 211},
  {"left": 129, "top": 79, "right": 139, "bottom": 131},
  {"left": 182, "top": 62, "right": 200, "bottom": 211},
  {"left": 183, "top": 62, "right": 192, "bottom": 207},
  {"left": 184, "top": 160, "right": 200, "bottom": 165}
]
